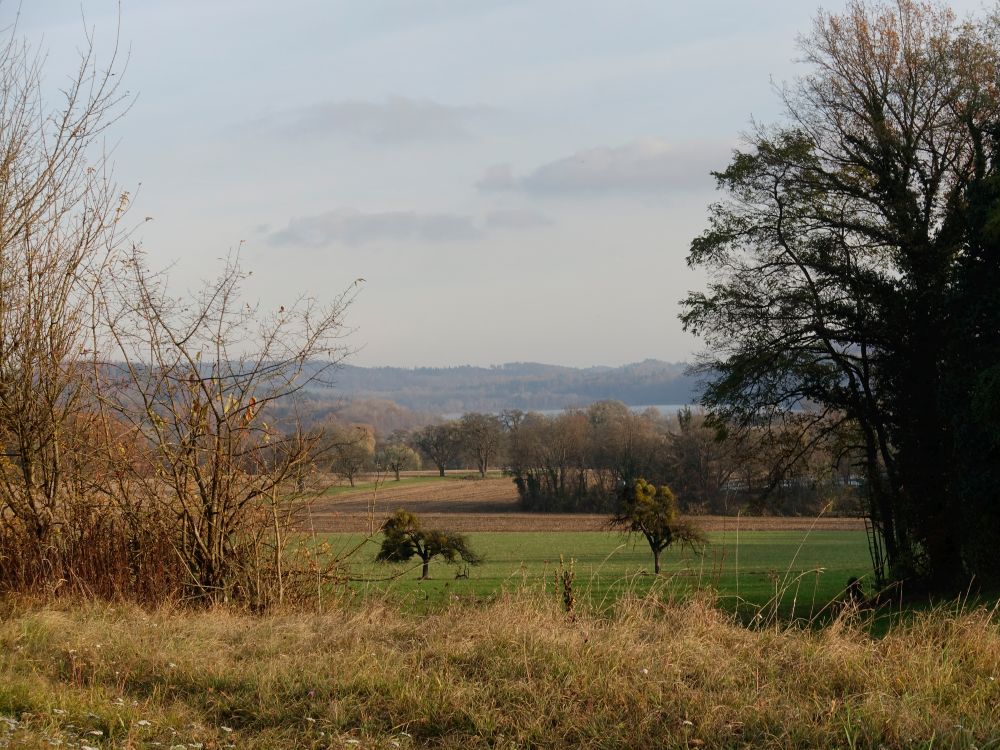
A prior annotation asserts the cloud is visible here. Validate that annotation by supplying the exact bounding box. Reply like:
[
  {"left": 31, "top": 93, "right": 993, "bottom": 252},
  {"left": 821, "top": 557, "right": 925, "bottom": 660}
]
[
  {"left": 479, "top": 138, "right": 728, "bottom": 194},
  {"left": 268, "top": 209, "right": 479, "bottom": 247},
  {"left": 253, "top": 96, "right": 489, "bottom": 143},
  {"left": 476, "top": 164, "right": 517, "bottom": 191},
  {"left": 269, "top": 206, "right": 552, "bottom": 248},
  {"left": 484, "top": 208, "right": 553, "bottom": 230}
]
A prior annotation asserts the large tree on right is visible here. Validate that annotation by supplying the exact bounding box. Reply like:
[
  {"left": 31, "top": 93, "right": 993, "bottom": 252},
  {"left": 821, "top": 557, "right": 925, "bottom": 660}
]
[{"left": 682, "top": 0, "right": 1000, "bottom": 591}]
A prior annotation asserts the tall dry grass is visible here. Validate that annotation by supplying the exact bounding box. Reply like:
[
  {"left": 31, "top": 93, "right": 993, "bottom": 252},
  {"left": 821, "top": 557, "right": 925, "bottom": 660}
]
[
  {"left": 0, "top": 591, "right": 997, "bottom": 748},
  {"left": 0, "top": 503, "right": 185, "bottom": 603}
]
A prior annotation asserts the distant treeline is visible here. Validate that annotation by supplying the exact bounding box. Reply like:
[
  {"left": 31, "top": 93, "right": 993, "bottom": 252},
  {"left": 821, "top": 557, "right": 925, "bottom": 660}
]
[
  {"left": 323, "top": 400, "right": 865, "bottom": 516},
  {"left": 503, "top": 404, "right": 863, "bottom": 515}
]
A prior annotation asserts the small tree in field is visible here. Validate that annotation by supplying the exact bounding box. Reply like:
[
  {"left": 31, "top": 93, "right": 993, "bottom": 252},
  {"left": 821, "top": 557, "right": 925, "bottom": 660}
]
[
  {"left": 377, "top": 443, "right": 421, "bottom": 481},
  {"left": 611, "top": 479, "right": 705, "bottom": 575},
  {"left": 376, "top": 509, "right": 481, "bottom": 579},
  {"left": 329, "top": 424, "right": 374, "bottom": 486},
  {"left": 413, "top": 422, "right": 462, "bottom": 477},
  {"left": 460, "top": 412, "right": 503, "bottom": 477}
]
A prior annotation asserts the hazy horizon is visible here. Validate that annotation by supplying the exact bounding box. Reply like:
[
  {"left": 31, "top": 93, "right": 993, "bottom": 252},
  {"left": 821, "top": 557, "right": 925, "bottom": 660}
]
[
  {"left": 20, "top": 1, "right": 986, "bottom": 369},
  {"left": 335, "top": 357, "right": 690, "bottom": 370}
]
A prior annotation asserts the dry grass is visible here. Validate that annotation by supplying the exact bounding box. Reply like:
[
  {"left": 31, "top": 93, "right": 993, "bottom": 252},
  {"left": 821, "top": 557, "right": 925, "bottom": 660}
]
[
  {"left": 0, "top": 593, "right": 997, "bottom": 748},
  {"left": 0, "top": 505, "right": 187, "bottom": 603}
]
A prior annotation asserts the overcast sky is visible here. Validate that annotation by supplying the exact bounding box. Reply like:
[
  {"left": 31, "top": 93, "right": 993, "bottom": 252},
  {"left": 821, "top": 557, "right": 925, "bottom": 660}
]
[{"left": 17, "top": 1, "right": 988, "bottom": 367}]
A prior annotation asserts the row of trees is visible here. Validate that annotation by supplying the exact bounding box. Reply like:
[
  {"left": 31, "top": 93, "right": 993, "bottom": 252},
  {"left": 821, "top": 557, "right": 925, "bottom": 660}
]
[
  {"left": 325, "top": 412, "right": 503, "bottom": 484},
  {"left": 328, "top": 401, "right": 865, "bottom": 516},
  {"left": 505, "top": 404, "right": 862, "bottom": 514},
  {"left": 323, "top": 424, "right": 408, "bottom": 486}
]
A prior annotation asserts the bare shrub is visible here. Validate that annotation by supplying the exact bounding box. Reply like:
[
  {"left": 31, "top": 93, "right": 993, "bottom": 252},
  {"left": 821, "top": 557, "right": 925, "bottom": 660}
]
[
  {"left": 97, "top": 249, "right": 355, "bottom": 606},
  {"left": 0, "top": 23, "right": 135, "bottom": 591}
]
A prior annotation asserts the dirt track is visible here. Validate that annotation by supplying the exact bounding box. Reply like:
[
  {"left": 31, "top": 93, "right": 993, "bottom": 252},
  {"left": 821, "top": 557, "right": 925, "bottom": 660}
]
[
  {"left": 308, "top": 512, "right": 866, "bottom": 533},
  {"left": 308, "top": 476, "right": 865, "bottom": 533}
]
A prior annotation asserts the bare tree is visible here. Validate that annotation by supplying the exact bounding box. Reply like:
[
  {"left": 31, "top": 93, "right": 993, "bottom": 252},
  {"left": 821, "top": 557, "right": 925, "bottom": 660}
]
[
  {"left": 668, "top": 408, "right": 738, "bottom": 514},
  {"left": 328, "top": 423, "right": 374, "bottom": 487},
  {"left": 459, "top": 412, "right": 503, "bottom": 478},
  {"left": 413, "top": 422, "right": 462, "bottom": 477},
  {"left": 98, "top": 248, "right": 356, "bottom": 605},
  {"left": 0, "top": 25, "right": 128, "bottom": 554}
]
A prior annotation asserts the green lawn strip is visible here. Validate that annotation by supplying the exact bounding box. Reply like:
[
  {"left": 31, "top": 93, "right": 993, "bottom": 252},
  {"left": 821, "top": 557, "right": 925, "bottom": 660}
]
[{"left": 331, "top": 529, "right": 872, "bottom": 616}]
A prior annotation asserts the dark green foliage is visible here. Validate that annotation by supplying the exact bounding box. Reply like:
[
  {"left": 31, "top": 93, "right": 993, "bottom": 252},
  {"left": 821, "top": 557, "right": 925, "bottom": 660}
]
[
  {"left": 376, "top": 509, "right": 482, "bottom": 579},
  {"left": 681, "top": 1, "right": 1000, "bottom": 590}
]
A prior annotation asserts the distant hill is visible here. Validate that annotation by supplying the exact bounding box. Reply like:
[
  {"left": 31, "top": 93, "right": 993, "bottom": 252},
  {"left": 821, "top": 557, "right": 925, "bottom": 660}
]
[{"left": 302, "top": 359, "right": 700, "bottom": 415}]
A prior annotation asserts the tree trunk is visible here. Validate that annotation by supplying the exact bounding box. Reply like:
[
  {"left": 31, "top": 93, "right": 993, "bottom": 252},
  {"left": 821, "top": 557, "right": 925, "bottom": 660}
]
[
  {"left": 438, "top": 465, "right": 445, "bottom": 477},
  {"left": 893, "top": 269, "right": 964, "bottom": 589},
  {"left": 421, "top": 558, "right": 430, "bottom": 579},
  {"left": 653, "top": 548, "right": 661, "bottom": 575}
]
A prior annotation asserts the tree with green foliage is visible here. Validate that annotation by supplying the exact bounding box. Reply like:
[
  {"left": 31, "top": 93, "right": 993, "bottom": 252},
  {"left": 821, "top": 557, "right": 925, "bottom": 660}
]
[
  {"left": 681, "top": 0, "right": 1000, "bottom": 590},
  {"left": 376, "top": 509, "right": 482, "bottom": 579},
  {"left": 611, "top": 479, "right": 706, "bottom": 575},
  {"left": 377, "top": 443, "right": 421, "bottom": 481}
]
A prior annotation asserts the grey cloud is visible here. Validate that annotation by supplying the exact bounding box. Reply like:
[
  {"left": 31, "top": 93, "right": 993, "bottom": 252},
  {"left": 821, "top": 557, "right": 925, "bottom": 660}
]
[
  {"left": 255, "top": 97, "right": 489, "bottom": 143},
  {"left": 269, "top": 206, "right": 552, "bottom": 248},
  {"left": 269, "top": 209, "right": 480, "bottom": 247},
  {"left": 485, "top": 208, "right": 553, "bottom": 230},
  {"left": 480, "top": 138, "right": 727, "bottom": 194},
  {"left": 476, "top": 164, "right": 517, "bottom": 190}
]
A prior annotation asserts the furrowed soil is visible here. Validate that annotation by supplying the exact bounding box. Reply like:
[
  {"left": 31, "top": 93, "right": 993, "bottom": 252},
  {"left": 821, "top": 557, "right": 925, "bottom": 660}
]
[{"left": 309, "top": 474, "right": 865, "bottom": 533}]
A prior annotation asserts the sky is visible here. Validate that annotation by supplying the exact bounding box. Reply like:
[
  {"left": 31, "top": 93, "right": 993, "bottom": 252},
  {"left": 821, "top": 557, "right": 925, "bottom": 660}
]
[{"left": 16, "top": 1, "right": 989, "bottom": 368}]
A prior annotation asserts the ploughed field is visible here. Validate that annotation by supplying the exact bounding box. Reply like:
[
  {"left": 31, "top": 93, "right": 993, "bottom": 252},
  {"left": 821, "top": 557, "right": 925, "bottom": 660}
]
[{"left": 310, "top": 472, "right": 866, "bottom": 533}]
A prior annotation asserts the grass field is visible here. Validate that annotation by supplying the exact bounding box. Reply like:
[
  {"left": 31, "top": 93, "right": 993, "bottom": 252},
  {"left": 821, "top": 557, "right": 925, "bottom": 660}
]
[
  {"left": 4, "top": 471, "right": 940, "bottom": 748},
  {"left": 329, "top": 529, "right": 873, "bottom": 618},
  {"left": 2, "top": 595, "right": 998, "bottom": 748}
]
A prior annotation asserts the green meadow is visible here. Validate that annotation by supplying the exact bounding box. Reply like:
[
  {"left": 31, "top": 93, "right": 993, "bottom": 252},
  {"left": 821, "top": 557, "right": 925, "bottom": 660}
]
[{"left": 328, "top": 529, "right": 873, "bottom": 617}]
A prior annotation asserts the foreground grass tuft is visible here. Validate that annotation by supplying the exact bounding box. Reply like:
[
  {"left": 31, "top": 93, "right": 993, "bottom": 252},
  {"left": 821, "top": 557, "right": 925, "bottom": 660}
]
[{"left": 0, "top": 594, "right": 998, "bottom": 748}]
